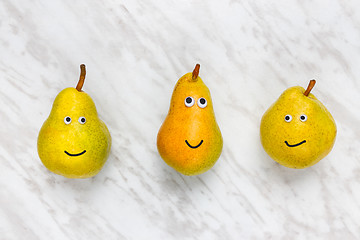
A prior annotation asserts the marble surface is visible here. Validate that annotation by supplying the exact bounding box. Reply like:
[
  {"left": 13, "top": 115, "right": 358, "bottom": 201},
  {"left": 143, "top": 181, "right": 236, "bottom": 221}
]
[{"left": 1, "top": 0, "right": 360, "bottom": 239}]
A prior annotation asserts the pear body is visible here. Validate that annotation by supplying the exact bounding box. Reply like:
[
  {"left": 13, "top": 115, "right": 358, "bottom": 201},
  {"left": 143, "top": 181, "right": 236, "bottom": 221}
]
[
  {"left": 260, "top": 86, "right": 336, "bottom": 168},
  {"left": 38, "top": 88, "right": 111, "bottom": 178},
  {"left": 157, "top": 71, "right": 223, "bottom": 176}
]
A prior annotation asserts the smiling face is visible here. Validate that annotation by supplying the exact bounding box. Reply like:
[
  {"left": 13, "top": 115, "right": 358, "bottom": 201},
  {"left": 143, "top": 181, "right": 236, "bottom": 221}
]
[
  {"left": 157, "top": 71, "right": 223, "bottom": 175},
  {"left": 260, "top": 86, "right": 337, "bottom": 168},
  {"left": 283, "top": 114, "right": 308, "bottom": 147},
  {"left": 179, "top": 95, "right": 211, "bottom": 151},
  {"left": 38, "top": 88, "right": 111, "bottom": 178}
]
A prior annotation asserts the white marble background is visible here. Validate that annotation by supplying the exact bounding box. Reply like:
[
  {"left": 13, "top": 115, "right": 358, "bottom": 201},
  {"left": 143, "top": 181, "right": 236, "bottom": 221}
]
[{"left": 1, "top": 0, "right": 360, "bottom": 239}]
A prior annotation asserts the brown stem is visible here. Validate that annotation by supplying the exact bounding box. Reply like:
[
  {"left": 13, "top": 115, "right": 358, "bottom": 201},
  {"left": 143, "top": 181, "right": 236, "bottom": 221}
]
[
  {"left": 304, "top": 79, "right": 316, "bottom": 96},
  {"left": 76, "top": 64, "right": 86, "bottom": 91},
  {"left": 192, "top": 64, "right": 200, "bottom": 81}
]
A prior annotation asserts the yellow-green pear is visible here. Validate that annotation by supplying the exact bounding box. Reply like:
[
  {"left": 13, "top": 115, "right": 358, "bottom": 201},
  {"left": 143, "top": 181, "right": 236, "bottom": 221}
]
[
  {"left": 260, "top": 80, "right": 336, "bottom": 168},
  {"left": 37, "top": 64, "right": 111, "bottom": 178},
  {"left": 157, "top": 64, "right": 223, "bottom": 175}
]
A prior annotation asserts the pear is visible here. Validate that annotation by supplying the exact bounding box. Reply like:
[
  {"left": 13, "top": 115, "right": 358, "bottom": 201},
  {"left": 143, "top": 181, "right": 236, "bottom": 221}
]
[
  {"left": 37, "top": 64, "right": 111, "bottom": 178},
  {"left": 157, "top": 64, "right": 223, "bottom": 175},
  {"left": 260, "top": 80, "right": 336, "bottom": 169}
]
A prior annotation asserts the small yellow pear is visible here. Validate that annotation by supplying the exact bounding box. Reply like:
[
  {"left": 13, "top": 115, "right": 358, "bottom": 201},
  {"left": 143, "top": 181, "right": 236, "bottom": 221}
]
[
  {"left": 157, "top": 64, "right": 223, "bottom": 175},
  {"left": 37, "top": 65, "right": 111, "bottom": 178},
  {"left": 260, "top": 80, "right": 336, "bottom": 168}
]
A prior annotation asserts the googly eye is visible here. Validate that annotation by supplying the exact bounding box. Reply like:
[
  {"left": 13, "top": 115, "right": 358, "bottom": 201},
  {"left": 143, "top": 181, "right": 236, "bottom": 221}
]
[
  {"left": 64, "top": 116, "right": 72, "bottom": 125},
  {"left": 197, "top": 98, "right": 207, "bottom": 108},
  {"left": 284, "top": 115, "right": 292, "bottom": 122},
  {"left": 300, "top": 114, "right": 308, "bottom": 122},
  {"left": 184, "top": 96, "right": 195, "bottom": 107},
  {"left": 78, "top": 117, "right": 86, "bottom": 124}
]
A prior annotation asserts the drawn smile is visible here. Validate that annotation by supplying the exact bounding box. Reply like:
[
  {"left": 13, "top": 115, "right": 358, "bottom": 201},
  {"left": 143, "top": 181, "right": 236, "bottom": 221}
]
[
  {"left": 185, "top": 140, "right": 204, "bottom": 149},
  {"left": 64, "top": 150, "right": 86, "bottom": 157},
  {"left": 285, "top": 140, "right": 306, "bottom": 147}
]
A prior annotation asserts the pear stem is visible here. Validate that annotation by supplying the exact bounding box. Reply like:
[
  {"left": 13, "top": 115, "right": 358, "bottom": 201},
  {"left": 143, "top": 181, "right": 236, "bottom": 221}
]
[
  {"left": 76, "top": 64, "right": 86, "bottom": 91},
  {"left": 304, "top": 79, "right": 316, "bottom": 96},
  {"left": 192, "top": 64, "right": 200, "bottom": 81}
]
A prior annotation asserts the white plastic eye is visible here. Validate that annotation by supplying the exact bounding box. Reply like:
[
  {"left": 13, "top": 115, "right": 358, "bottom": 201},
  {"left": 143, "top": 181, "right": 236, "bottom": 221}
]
[
  {"left": 64, "top": 116, "right": 72, "bottom": 125},
  {"left": 184, "top": 96, "right": 195, "bottom": 107},
  {"left": 197, "top": 97, "right": 207, "bottom": 108},
  {"left": 300, "top": 114, "right": 308, "bottom": 122},
  {"left": 284, "top": 115, "right": 292, "bottom": 122},
  {"left": 78, "top": 117, "right": 86, "bottom": 124}
]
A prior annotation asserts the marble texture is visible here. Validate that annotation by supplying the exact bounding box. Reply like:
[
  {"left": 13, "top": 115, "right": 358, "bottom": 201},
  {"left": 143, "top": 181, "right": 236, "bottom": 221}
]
[{"left": 1, "top": 0, "right": 360, "bottom": 239}]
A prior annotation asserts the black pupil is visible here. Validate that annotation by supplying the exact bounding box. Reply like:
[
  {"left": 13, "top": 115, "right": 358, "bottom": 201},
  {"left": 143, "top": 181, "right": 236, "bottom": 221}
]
[
  {"left": 285, "top": 116, "right": 290, "bottom": 120},
  {"left": 301, "top": 116, "right": 305, "bottom": 120},
  {"left": 200, "top": 98, "right": 206, "bottom": 104},
  {"left": 81, "top": 118, "right": 85, "bottom": 123},
  {"left": 186, "top": 97, "right": 192, "bottom": 103},
  {"left": 66, "top": 117, "right": 71, "bottom": 122}
]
